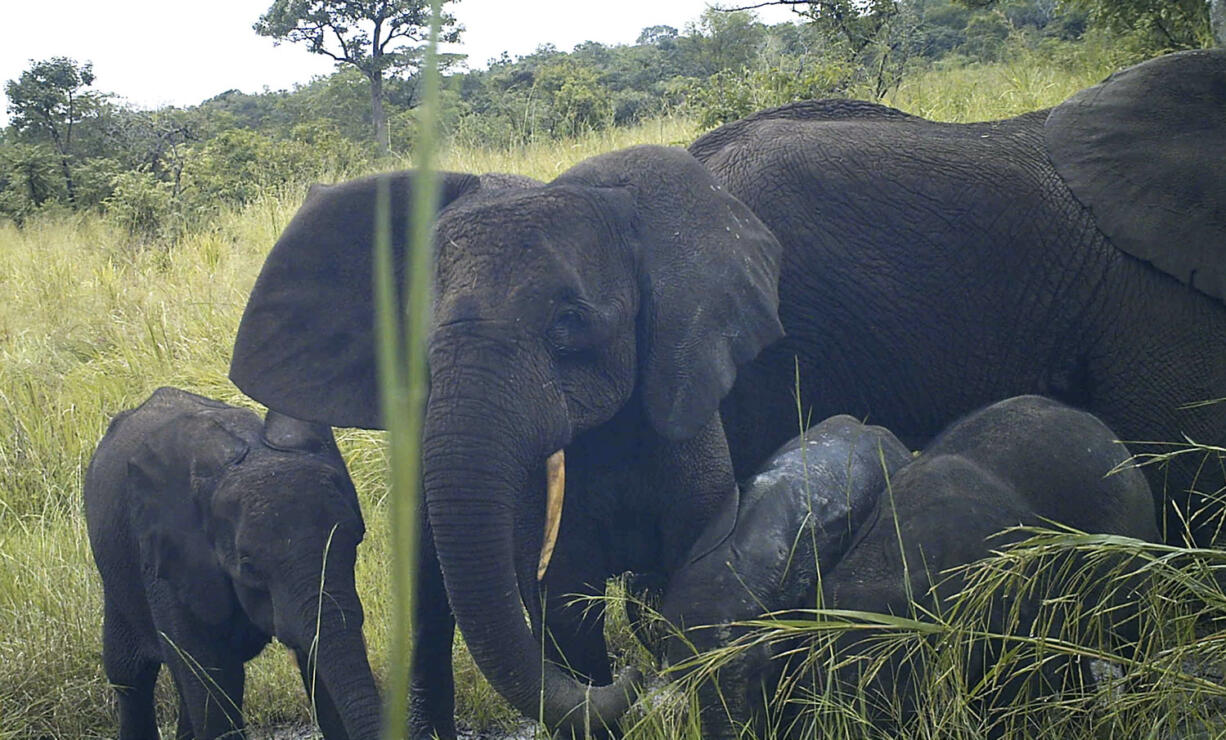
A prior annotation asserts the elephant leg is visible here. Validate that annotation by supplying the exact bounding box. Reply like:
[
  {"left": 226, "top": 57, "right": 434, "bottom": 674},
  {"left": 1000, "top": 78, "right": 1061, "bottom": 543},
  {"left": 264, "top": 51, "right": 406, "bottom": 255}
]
[
  {"left": 102, "top": 603, "right": 161, "bottom": 740},
  {"left": 175, "top": 694, "right": 194, "bottom": 740},
  {"left": 410, "top": 511, "right": 457, "bottom": 740},
  {"left": 294, "top": 649, "right": 348, "bottom": 740},
  {"left": 538, "top": 578, "right": 623, "bottom": 740},
  {"left": 160, "top": 627, "right": 246, "bottom": 739}
]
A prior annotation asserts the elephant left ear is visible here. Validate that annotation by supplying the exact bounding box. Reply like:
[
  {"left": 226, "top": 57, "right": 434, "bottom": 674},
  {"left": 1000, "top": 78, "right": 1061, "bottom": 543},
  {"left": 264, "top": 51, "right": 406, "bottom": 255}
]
[
  {"left": 556, "top": 145, "right": 784, "bottom": 440},
  {"left": 1046, "top": 49, "right": 1226, "bottom": 302},
  {"left": 129, "top": 414, "right": 249, "bottom": 625}
]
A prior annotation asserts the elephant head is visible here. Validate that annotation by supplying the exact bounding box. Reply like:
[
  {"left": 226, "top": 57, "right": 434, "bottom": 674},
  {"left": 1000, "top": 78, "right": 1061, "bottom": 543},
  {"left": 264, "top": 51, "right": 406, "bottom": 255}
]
[
  {"left": 229, "top": 146, "right": 784, "bottom": 730},
  {"left": 128, "top": 394, "right": 380, "bottom": 739}
]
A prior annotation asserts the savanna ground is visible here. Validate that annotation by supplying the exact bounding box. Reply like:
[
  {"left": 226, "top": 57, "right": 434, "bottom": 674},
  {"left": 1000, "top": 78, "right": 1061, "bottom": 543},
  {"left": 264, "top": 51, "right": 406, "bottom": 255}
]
[{"left": 4, "top": 44, "right": 1226, "bottom": 739}]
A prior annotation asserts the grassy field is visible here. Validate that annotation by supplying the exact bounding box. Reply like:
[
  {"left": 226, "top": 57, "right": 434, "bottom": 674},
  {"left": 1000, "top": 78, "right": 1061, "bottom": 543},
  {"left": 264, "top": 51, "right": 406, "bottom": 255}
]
[{"left": 0, "top": 48, "right": 1209, "bottom": 739}]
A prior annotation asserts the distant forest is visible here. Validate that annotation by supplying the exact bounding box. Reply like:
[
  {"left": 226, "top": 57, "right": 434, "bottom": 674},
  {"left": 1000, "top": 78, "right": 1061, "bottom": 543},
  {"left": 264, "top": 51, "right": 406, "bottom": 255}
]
[{"left": 0, "top": 0, "right": 1214, "bottom": 231}]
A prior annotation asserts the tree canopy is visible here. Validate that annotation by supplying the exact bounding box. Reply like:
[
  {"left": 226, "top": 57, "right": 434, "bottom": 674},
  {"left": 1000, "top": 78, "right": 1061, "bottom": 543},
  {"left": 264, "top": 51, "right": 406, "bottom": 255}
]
[
  {"left": 255, "top": 0, "right": 461, "bottom": 152},
  {"left": 5, "top": 57, "right": 105, "bottom": 202}
]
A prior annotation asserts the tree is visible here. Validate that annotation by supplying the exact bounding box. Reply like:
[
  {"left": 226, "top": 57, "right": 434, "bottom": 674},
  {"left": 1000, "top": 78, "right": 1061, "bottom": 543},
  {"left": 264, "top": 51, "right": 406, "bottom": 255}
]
[
  {"left": 735, "top": 1, "right": 917, "bottom": 98},
  {"left": 4, "top": 57, "right": 105, "bottom": 203},
  {"left": 959, "top": 0, "right": 1213, "bottom": 48},
  {"left": 1055, "top": 0, "right": 1209, "bottom": 48},
  {"left": 687, "top": 8, "right": 767, "bottom": 74},
  {"left": 254, "top": 0, "right": 461, "bottom": 154},
  {"left": 637, "top": 24, "right": 680, "bottom": 47}
]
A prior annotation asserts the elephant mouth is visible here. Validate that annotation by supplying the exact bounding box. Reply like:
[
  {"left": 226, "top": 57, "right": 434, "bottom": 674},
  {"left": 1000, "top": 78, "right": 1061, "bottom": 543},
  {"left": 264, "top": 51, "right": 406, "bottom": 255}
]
[{"left": 538, "top": 449, "right": 566, "bottom": 581}]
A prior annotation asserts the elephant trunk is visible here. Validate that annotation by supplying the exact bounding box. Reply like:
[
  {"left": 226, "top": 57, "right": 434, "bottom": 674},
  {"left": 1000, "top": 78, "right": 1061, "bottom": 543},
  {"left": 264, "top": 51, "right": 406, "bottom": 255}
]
[
  {"left": 292, "top": 577, "right": 383, "bottom": 739},
  {"left": 422, "top": 346, "right": 639, "bottom": 732}
]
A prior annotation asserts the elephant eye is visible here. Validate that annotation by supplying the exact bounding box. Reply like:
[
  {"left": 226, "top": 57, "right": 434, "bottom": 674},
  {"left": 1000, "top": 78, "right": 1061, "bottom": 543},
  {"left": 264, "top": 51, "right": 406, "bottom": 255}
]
[
  {"left": 548, "top": 307, "right": 590, "bottom": 355},
  {"left": 237, "top": 556, "right": 264, "bottom": 584}
]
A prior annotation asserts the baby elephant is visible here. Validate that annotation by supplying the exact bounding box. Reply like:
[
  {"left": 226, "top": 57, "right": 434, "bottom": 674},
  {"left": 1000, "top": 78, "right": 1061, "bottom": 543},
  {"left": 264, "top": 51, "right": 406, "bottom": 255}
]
[
  {"left": 824, "top": 395, "right": 1159, "bottom": 727},
  {"left": 85, "top": 387, "right": 380, "bottom": 740},
  {"left": 658, "top": 414, "right": 912, "bottom": 739}
]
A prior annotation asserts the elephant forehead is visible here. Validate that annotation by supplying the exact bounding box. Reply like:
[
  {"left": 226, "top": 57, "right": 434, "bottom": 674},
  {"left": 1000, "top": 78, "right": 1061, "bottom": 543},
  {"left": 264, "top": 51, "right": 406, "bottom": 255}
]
[
  {"left": 433, "top": 193, "right": 635, "bottom": 315},
  {"left": 435, "top": 187, "right": 614, "bottom": 260},
  {"left": 220, "top": 462, "right": 356, "bottom": 525}
]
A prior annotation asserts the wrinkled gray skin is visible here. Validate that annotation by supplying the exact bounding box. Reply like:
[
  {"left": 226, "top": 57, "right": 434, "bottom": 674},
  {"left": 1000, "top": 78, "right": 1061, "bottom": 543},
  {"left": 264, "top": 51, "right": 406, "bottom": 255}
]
[
  {"left": 229, "top": 51, "right": 1225, "bottom": 739},
  {"left": 84, "top": 387, "right": 379, "bottom": 740},
  {"left": 657, "top": 415, "right": 911, "bottom": 739},
  {"left": 823, "top": 396, "right": 1160, "bottom": 730},
  {"left": 697, "top": 50, "right": 1226, "bottom": 546}
]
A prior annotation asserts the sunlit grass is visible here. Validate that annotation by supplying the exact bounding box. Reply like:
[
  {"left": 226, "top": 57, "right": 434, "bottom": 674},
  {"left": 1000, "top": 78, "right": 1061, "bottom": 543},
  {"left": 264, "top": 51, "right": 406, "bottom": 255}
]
[{"left": 872, "top": 35, "right": 1143, "bottom": 122}]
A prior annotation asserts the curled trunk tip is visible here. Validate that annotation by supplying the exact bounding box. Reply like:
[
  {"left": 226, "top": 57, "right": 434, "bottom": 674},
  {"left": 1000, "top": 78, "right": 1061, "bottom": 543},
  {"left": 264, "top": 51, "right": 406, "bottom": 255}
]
[{"left": 543, "top": 666, "right": 643, "bottom": 734}]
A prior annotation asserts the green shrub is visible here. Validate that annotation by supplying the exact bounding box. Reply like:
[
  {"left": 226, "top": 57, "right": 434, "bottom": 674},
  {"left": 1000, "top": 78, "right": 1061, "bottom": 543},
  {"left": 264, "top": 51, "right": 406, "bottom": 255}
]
[
  {"left": 0, "top": 143, "right": 63, "bottom": 224},
  {"left": 103, "top": 169, "right": 176, "bottom": 237},
  {"left": 180, "top": 123, "right": 368, "bottom": 215},
  {"left": 686, "top": 57, "right": 855, "bottom": 129}
]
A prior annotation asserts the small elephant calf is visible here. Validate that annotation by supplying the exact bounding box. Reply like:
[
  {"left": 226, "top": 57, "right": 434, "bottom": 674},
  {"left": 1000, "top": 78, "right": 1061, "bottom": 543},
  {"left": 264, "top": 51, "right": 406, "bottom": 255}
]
[
  {"left": 658, "top": 414, "right": 912, "bottom": 739},
  {"left": 824, "top": 395, "right": 1160, "bottom": 727},
  {"left": 85, "top": 387, "right": 381, "bottom": 740}
]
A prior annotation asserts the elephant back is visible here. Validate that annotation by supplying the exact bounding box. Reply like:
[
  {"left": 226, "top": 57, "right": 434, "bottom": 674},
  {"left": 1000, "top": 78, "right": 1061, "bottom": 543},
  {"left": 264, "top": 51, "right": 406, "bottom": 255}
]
[
  {"left": 1046, "top": 49, "right": 1226, "bottom": 302},
  {"left": 689, "top": 99, "right": 919, "bottom": 163}
]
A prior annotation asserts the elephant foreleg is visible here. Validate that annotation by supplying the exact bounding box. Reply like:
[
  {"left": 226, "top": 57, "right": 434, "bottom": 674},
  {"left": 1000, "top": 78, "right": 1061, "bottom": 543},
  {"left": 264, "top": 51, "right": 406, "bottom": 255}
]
[
  {"left": 102, "top": 603, "right": 162, "bottom": 740},
  {"left": 157, "top": 620, "right": 245, "bottom": 739}
]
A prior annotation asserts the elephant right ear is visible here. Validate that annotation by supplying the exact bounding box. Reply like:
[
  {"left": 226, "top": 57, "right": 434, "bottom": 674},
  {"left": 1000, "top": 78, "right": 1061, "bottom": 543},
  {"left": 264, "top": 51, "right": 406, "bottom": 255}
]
[
  {"left": 230, "top": 171, "right": 485, "bottom": 429},
  {"left": 1046, "top": 49, "right": 1226, "bottom": 302},
  {"left": 128, "top": 414, "right": 249, "bottom": 625}
]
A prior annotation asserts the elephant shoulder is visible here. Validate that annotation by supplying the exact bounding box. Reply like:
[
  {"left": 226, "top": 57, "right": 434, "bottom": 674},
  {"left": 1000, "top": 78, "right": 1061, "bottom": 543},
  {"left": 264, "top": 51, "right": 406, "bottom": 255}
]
[
  {"left": 690, "top": 99, "right": 919, "bottom": 161},
  {"left": 1046, "top": 49, "right": 1226, "bottom": 303}
]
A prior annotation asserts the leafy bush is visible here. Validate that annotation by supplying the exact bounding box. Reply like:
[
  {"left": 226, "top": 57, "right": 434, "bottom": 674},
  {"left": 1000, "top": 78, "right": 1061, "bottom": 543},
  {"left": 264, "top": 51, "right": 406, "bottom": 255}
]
[
  {"left": 686, "top": 57, "right": 855, "bottom": 129},
  {"left": 104, "top": 170, "right": 176, "bottom": 237},
  {"left": 0, "top": 143, "right": 62, "bottom": 224},
  {"left": 180, "top": 122, "right": 368, "bottom": 214}
]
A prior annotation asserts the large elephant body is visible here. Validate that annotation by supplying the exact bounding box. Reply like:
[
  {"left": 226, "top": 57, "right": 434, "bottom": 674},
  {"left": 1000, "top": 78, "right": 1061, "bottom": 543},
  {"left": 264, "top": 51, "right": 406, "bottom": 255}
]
[
  {"left": 698, "top": 49, "right": 1225, "bottom": 543},
  {"left": 229, "top": 50, "right": 1225, "bottom": 738}
]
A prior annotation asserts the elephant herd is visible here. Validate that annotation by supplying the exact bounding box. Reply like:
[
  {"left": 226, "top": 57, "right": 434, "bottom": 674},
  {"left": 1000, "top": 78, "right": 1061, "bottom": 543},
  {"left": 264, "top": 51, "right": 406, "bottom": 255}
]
[{"left": 84, "top": 50, "right": 1224, "bottom": 739}]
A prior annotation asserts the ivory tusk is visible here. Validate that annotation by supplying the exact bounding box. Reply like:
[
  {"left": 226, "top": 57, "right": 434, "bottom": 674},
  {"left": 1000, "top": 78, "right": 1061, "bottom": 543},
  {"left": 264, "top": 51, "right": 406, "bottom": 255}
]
[{"left": 538, "top": 449, "right": 565, "bottom": 581}]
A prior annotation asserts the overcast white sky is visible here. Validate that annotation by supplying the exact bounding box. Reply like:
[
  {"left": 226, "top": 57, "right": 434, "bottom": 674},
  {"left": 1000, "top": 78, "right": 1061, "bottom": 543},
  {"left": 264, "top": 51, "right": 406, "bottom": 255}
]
[{"left": 0, "top": 1, "right": 802, "bottom": 122}]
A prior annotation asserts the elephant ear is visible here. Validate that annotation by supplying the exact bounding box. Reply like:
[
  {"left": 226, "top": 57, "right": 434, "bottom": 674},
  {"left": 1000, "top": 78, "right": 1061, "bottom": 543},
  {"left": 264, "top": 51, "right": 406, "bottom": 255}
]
[
  {"left": 1046, "top": 49, "right": 1226, "bottom": 302},
  {"left": 556, "top": 145, "right": 784, "bottom": 440},
  {"left": 129, "top": 414, "right": 249, "bottom": 625},
  {"left": 230, "top": 171, "right": 487, "bottom": 429}
]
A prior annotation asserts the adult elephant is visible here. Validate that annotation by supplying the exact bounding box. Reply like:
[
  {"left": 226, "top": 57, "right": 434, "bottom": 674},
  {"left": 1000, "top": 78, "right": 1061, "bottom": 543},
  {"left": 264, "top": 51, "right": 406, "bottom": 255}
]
[
  {"left": 229, "top": 49, "right": 1225, "bottom": 737},
  {"left": 695, "top": 49, "right": 1226, "bottom": 545},
  {"left": 231, "top": 150, "right": 784, "bottom": 737}
]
